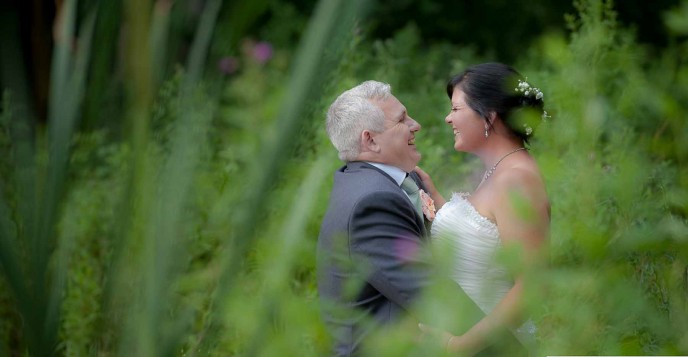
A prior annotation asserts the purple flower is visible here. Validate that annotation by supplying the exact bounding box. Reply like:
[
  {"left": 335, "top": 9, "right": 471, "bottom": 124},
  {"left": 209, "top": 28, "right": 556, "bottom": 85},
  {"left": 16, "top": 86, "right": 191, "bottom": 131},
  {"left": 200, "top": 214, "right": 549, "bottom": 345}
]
[
  {"left": 251, "top": 41, "right": 273, "bottom": 64},
  {"left": 217, "top": 56, "right": 238, "bottom": 75},
  {"left": 395, "top": 236, "right": 420, "bottom": 262}
]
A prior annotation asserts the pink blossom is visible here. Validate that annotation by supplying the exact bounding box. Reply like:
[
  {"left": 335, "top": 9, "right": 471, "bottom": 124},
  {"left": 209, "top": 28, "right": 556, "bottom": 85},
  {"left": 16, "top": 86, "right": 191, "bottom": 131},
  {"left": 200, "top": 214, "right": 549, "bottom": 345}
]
[
  {"left": 420, "top": 190, "right": 436, "bottom": 221},
  {"left": 218, "top": 56, "right": 238, "bottom": 75},
  {"left": 395, "top": 237, "right": 420, "bottom": 263},
  {"left": 251, "top": 41, "right": 273, "bottom": 64}
]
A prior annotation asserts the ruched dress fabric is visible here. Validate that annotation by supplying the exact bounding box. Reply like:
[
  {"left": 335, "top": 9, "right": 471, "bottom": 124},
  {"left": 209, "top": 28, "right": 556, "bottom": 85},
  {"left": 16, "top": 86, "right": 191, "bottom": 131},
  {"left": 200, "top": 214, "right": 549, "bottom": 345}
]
[{"left": 430, "top": 192, "right": 536, "bottom": 344}]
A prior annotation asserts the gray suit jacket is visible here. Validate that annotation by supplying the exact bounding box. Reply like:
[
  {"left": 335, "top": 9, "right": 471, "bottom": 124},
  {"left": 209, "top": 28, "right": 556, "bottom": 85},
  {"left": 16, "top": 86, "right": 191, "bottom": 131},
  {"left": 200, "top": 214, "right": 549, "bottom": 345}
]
[{"left": 317, "top": 161, "right": 430, "bottom": 356}]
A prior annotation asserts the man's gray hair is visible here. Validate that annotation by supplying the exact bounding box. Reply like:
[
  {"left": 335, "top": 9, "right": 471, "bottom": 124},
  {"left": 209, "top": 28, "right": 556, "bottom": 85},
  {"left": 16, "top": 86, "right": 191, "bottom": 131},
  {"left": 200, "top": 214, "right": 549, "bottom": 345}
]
[{"left": 326, "top": 80, "right": 391, "bottom": 161}]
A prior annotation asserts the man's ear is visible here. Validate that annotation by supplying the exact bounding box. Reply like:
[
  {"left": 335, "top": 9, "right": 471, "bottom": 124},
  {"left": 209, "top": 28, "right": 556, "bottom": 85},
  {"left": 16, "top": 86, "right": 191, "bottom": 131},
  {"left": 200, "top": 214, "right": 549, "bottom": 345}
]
[{"left": 360, "top": 130, "right": 380, "bottom": 153}]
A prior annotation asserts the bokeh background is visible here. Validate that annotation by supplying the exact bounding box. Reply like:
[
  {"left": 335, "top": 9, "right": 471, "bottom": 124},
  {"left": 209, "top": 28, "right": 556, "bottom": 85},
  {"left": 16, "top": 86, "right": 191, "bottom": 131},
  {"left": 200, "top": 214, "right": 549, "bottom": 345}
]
[{"left": 1, "top": 0, "right": 687, "bottom": 355}]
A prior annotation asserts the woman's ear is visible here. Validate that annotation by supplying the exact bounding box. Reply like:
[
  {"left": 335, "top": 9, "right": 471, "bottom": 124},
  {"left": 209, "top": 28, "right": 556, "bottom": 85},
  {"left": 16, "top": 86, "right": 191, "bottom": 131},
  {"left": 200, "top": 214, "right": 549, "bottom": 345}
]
[{"left": 487, "top": 111, "right": 497, "bottom": 126}]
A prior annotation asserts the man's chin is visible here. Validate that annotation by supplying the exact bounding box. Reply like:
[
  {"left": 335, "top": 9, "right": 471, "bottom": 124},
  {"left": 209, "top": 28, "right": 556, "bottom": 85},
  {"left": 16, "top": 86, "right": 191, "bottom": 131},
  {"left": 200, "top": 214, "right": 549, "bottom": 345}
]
[{"left": 403, "top": 158, "right": 421, "bottom": 173}]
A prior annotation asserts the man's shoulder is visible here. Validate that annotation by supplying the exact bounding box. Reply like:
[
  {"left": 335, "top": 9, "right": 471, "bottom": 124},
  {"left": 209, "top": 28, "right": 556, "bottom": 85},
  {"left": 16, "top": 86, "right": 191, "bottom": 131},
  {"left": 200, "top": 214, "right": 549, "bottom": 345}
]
[
  {"left": 338, "top": 162, "right": 397, "bottom": 187},
  {"left": 341, "top": 161, "right": 380, "bottom": 176}
]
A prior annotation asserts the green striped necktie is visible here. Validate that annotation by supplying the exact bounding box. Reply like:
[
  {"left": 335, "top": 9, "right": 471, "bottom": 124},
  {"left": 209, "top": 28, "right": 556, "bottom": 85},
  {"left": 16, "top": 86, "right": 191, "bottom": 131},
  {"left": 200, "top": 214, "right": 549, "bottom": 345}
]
[{"left": 401, "top": 176, "right": 422, "bottom": 218}]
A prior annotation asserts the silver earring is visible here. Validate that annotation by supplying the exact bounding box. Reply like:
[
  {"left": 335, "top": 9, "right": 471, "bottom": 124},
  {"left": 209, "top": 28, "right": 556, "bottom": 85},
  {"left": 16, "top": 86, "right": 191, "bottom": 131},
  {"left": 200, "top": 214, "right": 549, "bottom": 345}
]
[{"left": 484, "top": 128, "right": 489, "bottom": 138}]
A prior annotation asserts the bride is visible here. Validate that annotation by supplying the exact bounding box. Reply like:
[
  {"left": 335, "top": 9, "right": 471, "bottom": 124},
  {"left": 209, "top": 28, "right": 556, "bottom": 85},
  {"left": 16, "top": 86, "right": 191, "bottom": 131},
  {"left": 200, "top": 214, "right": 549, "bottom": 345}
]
[{"left": 416, "top": 62, "right": 550, "bottom": 355}]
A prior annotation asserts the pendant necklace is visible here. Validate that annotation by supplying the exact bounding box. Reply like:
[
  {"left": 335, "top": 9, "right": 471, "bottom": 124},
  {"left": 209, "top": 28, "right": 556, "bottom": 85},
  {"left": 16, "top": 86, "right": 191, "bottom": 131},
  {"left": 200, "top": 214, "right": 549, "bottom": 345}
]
[{"left": 482, "top": 147, "right": 527, "bottom": 182}]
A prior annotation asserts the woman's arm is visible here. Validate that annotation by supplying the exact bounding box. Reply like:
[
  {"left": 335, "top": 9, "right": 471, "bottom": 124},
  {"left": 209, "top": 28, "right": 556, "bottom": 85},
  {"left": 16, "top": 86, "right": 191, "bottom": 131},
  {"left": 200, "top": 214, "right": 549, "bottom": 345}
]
[{"left": 447, "top": 168, "right": 550, "bottom": 355}]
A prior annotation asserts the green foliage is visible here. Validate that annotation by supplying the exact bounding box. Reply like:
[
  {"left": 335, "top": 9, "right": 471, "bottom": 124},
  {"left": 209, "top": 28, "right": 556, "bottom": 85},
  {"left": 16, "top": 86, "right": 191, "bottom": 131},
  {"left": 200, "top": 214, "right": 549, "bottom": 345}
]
[
  {"left": 58, "top": 135, "right": 124, "bottom": 355},
  {"left": 0, "top": 0, "right": 687, "bottom": 355},
  {"left": 522, "top": 0, "right": 688, "bottom": 354}
]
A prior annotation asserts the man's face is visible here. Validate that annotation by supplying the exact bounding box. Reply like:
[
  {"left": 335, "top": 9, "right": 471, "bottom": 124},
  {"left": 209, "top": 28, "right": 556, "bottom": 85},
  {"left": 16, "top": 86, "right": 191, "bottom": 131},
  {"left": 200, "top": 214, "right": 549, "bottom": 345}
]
[{"left": 370, "top": 95, "right": 422, "bottom": 172}]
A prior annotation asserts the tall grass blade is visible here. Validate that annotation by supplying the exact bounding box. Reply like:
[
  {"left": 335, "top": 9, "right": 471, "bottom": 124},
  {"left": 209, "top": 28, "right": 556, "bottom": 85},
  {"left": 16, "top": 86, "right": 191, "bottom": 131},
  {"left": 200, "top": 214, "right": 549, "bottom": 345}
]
[
  {"left": 82, "top": 0, "right": 122, "bottom": 129},
  {"left": 148, "top": 0, "right": 222, "bottom": 354},
  {"left": 150, "top": 0, "right": 172, "bottom": 86},
  {"left": 5, "top": 0, "right": 97, "bottom": 353},
  {"left": 43, "top": 9, "right": 97, "bottom": 354},
  {"left": 0, "top": 2, "right": 38, "bottom": 247},
  {"left": 117, "top": 0, "right": 154, "bottom": 355},
  {"left": 36, "top": 0, "right": 78, "bottom": 307},
  {"left": 148, "top": 92, "right": 216, "bottom": 356},
  {"left": 243, "top": 154, "right": 333, "bottom": 355},
  {"left": 118, "top": 1, "right": 222, "bottom": 355},
  {"left": 0, "top": 164, "right": 32, "bottom": 343},
  {"left": 205, "top": 0, "right": 370, "bottom": 346},
  {"left": 185, "top": 0, "right": 222, "bottom": 86},
  {"left": 0, "top": 4, "right": 39, "bottom": 353},
  {"left": 220, "top": 1, "right": 270, "bottom": 48}
]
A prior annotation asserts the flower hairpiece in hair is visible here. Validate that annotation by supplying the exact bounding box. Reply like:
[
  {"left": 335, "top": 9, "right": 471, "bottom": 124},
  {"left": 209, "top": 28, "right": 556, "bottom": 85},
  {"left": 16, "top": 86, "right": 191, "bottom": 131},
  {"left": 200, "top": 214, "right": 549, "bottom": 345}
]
[
  {"left": 515, "top": 79, "right": 543, "bottom": 100},
  {"left": 515, "top": 79, "right": 548, "bottom": 136}
]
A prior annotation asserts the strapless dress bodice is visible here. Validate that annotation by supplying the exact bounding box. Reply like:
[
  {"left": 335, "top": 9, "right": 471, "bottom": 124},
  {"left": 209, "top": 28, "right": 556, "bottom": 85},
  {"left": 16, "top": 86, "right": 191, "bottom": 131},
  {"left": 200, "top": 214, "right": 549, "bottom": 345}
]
[{"left": 431, "top": 192, "right": 536, "bottom": 339}]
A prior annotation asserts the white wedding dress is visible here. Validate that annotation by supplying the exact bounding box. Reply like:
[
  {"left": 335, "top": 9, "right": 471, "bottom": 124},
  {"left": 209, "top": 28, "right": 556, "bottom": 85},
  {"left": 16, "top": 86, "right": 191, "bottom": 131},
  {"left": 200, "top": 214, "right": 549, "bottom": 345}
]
[{"left": 431, "top": 192, "right": 536, "bottom": 343}]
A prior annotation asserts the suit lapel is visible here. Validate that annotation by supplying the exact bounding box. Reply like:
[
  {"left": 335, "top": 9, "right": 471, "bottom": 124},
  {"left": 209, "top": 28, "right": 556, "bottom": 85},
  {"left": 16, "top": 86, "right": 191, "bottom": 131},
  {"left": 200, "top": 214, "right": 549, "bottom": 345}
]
[{"left": 346, "top": 162, "right": 428, "bottom": 236}]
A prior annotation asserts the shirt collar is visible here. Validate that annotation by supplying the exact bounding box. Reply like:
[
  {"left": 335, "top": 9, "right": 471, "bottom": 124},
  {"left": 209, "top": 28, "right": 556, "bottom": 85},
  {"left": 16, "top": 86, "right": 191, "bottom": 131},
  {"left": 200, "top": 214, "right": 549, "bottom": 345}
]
[{"left": 366, "top": 162, "right": 406, "bottom": 186}]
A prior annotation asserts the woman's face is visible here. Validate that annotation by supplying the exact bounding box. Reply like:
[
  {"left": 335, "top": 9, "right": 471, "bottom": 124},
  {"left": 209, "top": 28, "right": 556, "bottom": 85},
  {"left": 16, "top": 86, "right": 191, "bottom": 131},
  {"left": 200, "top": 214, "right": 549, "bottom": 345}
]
[{"left": 445, "top": 88, "right": 486, "bottom": 152}]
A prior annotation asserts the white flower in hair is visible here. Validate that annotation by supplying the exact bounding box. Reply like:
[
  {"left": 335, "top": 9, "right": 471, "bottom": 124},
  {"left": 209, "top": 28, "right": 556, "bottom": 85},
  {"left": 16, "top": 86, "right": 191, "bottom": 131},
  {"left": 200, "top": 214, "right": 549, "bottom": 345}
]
[
  {"left": 523, "top": 124, "right": 533, "bottom": 136},
  {"left": 515, "top": 79, "right": 544, "bottom": 100},
  {"left": 514, "top": 78, "right": 549, "bottom": 135}
]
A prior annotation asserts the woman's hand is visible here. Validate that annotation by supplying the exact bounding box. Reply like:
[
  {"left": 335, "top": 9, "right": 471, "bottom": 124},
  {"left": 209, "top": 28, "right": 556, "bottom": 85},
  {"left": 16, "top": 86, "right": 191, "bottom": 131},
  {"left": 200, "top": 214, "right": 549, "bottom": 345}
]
[
  {"left": 414, "top": 166, "right": 446, "bottom": 209},
  {"left": 418, "top": 323, "right": 453, "bottom": 349},
  {"left": 418, "top": 323, "right": 471, "bottom": 355}
]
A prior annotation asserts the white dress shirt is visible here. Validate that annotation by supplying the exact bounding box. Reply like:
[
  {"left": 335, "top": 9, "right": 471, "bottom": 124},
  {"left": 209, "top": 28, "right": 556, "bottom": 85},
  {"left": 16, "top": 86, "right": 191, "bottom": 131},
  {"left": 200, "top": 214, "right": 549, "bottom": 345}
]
[{"left": 366, "top": 162, "right": 410, "bottom": 199}]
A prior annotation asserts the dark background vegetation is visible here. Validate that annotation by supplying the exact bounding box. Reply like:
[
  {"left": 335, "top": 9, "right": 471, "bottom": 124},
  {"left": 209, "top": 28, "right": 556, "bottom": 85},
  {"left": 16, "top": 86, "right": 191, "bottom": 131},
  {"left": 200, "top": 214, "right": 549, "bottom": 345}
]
[{"left": 2, "top": 0, "right": 682, "bottom": 126}]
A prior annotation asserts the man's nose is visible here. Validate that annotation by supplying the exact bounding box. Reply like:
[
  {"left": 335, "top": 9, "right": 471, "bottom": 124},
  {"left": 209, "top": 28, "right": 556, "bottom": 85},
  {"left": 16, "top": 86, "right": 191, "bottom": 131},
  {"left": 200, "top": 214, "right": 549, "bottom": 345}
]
[{"left": 409, "top": 118, "right": 421, "bottom": 131}]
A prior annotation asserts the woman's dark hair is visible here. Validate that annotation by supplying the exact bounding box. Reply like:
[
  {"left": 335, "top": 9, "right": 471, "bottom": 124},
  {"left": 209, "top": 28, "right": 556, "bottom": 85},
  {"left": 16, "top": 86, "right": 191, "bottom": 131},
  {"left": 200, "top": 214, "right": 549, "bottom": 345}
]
[{"left": 446, "top": 62, "right": 544, "bottom": 143}]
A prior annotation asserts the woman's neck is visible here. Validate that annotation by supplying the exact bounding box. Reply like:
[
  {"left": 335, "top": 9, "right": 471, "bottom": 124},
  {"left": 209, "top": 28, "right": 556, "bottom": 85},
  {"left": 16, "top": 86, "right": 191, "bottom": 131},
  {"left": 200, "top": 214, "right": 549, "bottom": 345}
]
[{"left": 476, "top": 136, "right": 526, "bottom": 170}]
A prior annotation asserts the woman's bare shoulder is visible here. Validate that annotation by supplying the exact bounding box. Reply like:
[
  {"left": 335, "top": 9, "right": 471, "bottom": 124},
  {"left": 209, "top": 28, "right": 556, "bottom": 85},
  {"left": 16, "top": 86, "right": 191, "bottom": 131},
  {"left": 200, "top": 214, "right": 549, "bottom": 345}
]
[{"left": 492, "top": 163, "right": 548, "bottom": 205}]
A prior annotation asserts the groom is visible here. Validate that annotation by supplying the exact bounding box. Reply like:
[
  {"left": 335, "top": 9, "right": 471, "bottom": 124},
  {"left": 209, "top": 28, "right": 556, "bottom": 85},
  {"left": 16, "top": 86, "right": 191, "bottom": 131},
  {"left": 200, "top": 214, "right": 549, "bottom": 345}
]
[{"left": 317, "top": 80, "right": 431, "bottom": 356}]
